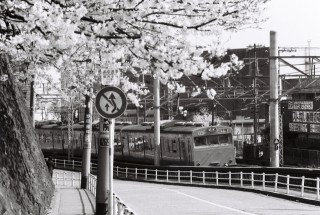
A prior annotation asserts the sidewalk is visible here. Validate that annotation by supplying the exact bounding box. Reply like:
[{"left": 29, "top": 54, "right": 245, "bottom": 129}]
[{"left": 46, "top": 170, "right": 96, "bottom": 215}]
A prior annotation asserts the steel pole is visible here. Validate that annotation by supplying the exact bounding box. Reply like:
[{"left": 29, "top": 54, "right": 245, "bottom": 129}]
[{"left": 270, "top": 31, "right": 280, "bottom": 167}]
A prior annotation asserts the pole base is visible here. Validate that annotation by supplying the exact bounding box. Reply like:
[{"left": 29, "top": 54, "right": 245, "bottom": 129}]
[
  {"left": 81, "top": 176, "right": 88, "bottom": 189},
  {"left": 96, "top": 203, "right": 107, "bottom": 215}
]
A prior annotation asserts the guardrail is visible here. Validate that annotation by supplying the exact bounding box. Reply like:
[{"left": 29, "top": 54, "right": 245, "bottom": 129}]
[
  {"left": 52, "top": 158, "right": 320, "bottom": 203},
  {"left": 51, "top": 168, "right": 136, "bottom": 215}
]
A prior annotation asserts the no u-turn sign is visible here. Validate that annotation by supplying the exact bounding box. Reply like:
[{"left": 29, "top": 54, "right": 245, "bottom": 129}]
[{"left": 95, "top": 86, "right": 127, "bottom": 119}]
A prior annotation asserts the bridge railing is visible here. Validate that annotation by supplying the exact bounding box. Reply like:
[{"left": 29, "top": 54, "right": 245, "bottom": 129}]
[{"left": 52, "top": 158, "right": 320, "bottom": 202}]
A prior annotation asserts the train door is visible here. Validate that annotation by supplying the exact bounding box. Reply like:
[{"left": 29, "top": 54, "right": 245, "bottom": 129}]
[
  {"left": 114, "top": 132, "right": 123, "bottom": 158},
  {"left": 187, "top": 137, "right": 193, "bottom": 164},
  {"left": 143, "top": 135, "right": 154, "bottom": 160},
  {"left": 123, "top": 133, "right": 130, "bottom": 157},
  {"left": 143, "top": 134, "right": 154, "bottom": 161},
  {"left": 91, "top": 132, "right": 98, "bottom": 155},
  {"left": 160, "top": 136, "right": 164, "bottom": 161},
  {"left": 179, "top": 136, "right": 193, "bottom": 165},
  {"left": 130, "top": 134, "right": 144, "bottom": 159},
  {"left": 162, "top": 135, "right": 181, "bottom": 165},
  {"left": 179, "top": 137, "right": 188, "bottom": 165}
]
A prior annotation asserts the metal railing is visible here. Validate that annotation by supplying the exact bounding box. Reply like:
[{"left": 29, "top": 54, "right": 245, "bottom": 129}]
[
  {"left": 53, "top": 158, "right": 320, "bottom": 203},
  {"left": 87, "top": 173, "right": 136, "bottom": 215},
  {"left": 51, "top": 169, "right": 136, "bottom": 215},
  {"left": 53, "top": 159, "right": 98, "bottom": 172}
]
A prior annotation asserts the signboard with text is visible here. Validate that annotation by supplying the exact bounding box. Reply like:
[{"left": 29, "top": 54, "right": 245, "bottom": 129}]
[{"left": 282, "top": 100, "right": 320, "bottom": 134}]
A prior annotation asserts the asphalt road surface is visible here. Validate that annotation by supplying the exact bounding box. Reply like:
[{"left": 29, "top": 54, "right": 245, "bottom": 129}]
[{"left": 114, "top": 180, "right": 320, "bottom": 215}]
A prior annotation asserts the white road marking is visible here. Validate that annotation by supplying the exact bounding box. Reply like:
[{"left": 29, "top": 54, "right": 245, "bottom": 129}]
[{"left": 162, "top": 188, "right": 258, "bottom": 215}]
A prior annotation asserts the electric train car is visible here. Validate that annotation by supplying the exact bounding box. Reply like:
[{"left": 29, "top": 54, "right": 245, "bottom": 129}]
[{"left": 36, "top": 120, "right": 236, "bottom": 166}]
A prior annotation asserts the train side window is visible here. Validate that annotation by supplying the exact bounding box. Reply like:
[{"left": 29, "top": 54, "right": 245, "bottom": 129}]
[
  {"left": 208, "top": 136, "right": 219, "bottom": 145},
  {"left": 194, "top": 137, "right": 206, "bottom": 146},
  {"left": 172, "top": 140, "right": 177, "bottom": 153},
  {"left": 167, "top": 139, "right": 171, "bottom": 152},
  {"left": 136, "top": 136, "right": 143, "bottom": 152}
]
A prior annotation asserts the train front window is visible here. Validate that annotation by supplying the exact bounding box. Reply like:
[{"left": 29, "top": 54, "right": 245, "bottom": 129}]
[
  {"left": 219, "top": 134, "right": 230, "bottom": 144},
  {"left": 194, "top": 137, "right": 206, "bottom": 146},
  {"left": 208, "top": 136, "right": 219, "bottom": 145},
  {"left": 195, "top": 134, "right": 230, "bottom": 147}
]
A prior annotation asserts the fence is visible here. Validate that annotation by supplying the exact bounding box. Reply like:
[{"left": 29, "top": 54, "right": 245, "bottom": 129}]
[
  {"left": 52, "top": 158, "right": 320, "bottom": 203},
  {"left": 114, "top": 167, "right": 320, "bottom": 201},
  {"left": 52, "top": 170, "right": 136, "bottom": 215}
]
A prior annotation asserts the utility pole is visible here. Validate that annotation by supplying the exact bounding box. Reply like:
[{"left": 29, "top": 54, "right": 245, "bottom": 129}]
[
  {"left": 269, "top": 31, "right": 280, "bottom": 167},
  {"left": 253, "top": 44, "right": 258, "bottom": 145},
  {"left": 81, "top": 88, "right": 93, "bottom": 189}
]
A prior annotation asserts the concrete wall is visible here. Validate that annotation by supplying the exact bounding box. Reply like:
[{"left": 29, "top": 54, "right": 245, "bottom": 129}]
[{"left": 0, "top": 55, "right": 54, "bottom": 215}]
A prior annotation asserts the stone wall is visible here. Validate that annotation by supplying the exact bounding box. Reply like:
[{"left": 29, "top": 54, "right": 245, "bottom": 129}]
[{"left": 0, "top": 55, "right": 54, "bottom": 215}]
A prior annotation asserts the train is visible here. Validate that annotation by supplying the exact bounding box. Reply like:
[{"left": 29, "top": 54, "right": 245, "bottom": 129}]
[{"left": 36, "top": 120, "right": 236, "bottom": 166}]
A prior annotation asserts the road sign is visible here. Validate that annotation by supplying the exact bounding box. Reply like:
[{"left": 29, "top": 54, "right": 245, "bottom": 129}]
[{"left": 95, "top": 86, "right": 127, "bottom": 119}]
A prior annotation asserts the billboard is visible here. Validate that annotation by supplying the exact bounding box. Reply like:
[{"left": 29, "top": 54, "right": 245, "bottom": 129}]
[{"left": 282, "top": 100, "right": 320, "bottom": 134}]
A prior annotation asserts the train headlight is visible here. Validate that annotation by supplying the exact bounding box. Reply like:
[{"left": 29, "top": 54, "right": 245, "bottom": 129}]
[{"left": 208, "top": 127, "right": 216, "bottom": 133}]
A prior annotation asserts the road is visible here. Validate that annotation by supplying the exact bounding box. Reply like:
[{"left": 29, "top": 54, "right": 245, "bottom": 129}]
[{"left": 114, "top": 179, "right": 320, "bottom": 215}]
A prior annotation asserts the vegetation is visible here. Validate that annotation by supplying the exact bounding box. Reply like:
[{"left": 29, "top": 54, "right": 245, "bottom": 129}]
[{"left": 0, "top": 0, "right": 269, "bottom": 105}]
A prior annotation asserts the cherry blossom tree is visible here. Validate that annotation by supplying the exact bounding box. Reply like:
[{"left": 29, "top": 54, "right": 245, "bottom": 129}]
[{"left": 0, "top": 0, "right": 270, "bottom": 104}]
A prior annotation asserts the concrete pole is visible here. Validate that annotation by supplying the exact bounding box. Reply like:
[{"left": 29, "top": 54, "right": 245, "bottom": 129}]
[
  {"left": 153, "top": 75, "right": 161, "bottom": 166},
  {"left": 96, "top": 118, "right": 110, "bottom": 215},
  {"left": 269, "top": 31, "right": 280, "bottom": 167},
  {"left": 81, "top": 88, "right": 93, "bottom": 189}
]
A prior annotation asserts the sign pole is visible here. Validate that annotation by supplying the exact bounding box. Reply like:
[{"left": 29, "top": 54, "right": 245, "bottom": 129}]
[
  {"left": 95, "top": 84, "right": 127, "bottom": 215},
  {"left": 108, "top": 118, "right": 115, "bottom": 214},
  {"left": 96, "top": 118, "right": 110, "bottom": 215}
]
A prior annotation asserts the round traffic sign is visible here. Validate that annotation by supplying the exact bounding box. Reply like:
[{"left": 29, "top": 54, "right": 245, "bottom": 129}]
[{"left": 95, "top": 86, "right": 127, "bottom": 119}]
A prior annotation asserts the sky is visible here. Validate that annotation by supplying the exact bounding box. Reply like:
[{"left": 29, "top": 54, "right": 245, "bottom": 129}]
[{"left": 222, "top": 0, "right": 320, "bottom": 49}]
